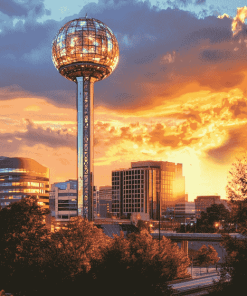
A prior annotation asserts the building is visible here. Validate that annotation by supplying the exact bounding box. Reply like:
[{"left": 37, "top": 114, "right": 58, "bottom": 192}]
[
  {"left": 163, "top": 207, "right": 175, "bottom": 220},
  {"left": 49, "top": 180, "right": 77, "bottom": 222},
  {"left": 52, "top": 18, "right": 119, "bottom": 221},
  {"left": 112, "top": 161, "right": 185, "bottom": 220},
  {"left": 174, "top": 202, "right": 196, "bottom": 224},
  {"left": 99, "top": 186, "right": 112, "bottom": 218},
  {"left": 93, "top": 186, "right": 99, "bottom": 217},
  {"left": 0, "top": 156, "right": 49, "bottom": 209},
  {"left": 195, "top": 195, "right": 228, "bottom": 218},
  {"left": 49, "top": 181, "right": 100, "bottom": 224}
]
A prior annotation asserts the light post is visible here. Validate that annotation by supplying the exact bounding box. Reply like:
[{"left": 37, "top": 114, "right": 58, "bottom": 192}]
[{"left": 191, "top": 255, "right": 193, "bottom": 278}]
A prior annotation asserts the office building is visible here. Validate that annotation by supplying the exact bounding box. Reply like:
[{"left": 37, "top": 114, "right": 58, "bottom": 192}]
[
  {"left": 112, "top": 160, "right": 185, "bottom": 220},
  {"left": 195, "top": 195, "right": 228, "bottom": 218},
  {"left": 0, "top": 156, "right": 49, "bottom": 209},
  {"left": 49, "top": 179, "right": 77, "bottom": 222},
  {"left": 49, "top": 181, "right": 100, "bottom": 224},
  {"left": 99, "top": 186, "right": 112, "bottom": 218},
  {"left": 174, "top": 202, "right": 196, "bottom": 224}
]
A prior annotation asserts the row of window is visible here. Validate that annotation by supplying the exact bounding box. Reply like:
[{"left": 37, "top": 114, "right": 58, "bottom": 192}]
[
  {"left": 124, "top": 184, "right": 144, "bottom": 188},
  {"left": 0, "top": 182, "right": 45, "bottom": 187},
  {"left": 58, "top": 193, "right": 77, "bottom": 197},
  {"left": 124, "top": 180, "right": 144, "bottom": 184},
  {"left": 0, "top": 195, "right": 21, "bottom": 200},
  {"left": 123, "top": 176, "right": 144, "bottom": 181},
  {"left": 58, "top": 206, "right": 77, "bottom": 211},
  {"left": 124, "top": 209, "right": 143, "bottom": 213},
  {"left": 0, "top": 168, "right": 47, "bottom": 176},
  {"left": 58, "top": 200, "right": 77, "bottom": 204},
  {"left": 0, "top": 189, "right": 46, "bottom": 194},
  {"left": 57, "top": 213, "right": 77, "bottom": 219}
]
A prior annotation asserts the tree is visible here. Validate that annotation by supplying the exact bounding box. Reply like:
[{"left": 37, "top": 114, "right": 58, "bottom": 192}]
[
  {"left": 226, "top": 156, "right": 247, "bottom": 233},
  {"left": 88, "top": 230, "right": 190, "bottom": 296},
  {"left": 0, "top": 200, "right": 190, "bottom": 296},
  {"left": 208, "top": 235, "right": 247, "bottom": 296},
  {"left": 43, "top": 217, "right": 111, "bottom": 296},
  {"left": 136, "top": 219, "right": 150, "bottom": 232},
  {"left": 209, "top": 156, "right": 247, "bottom": 295},
  {"left": 196, "top": 245, "right": 219, "bottom": 273},
  {"left": 0, "top": 197, "right": 50, "bottom": 295},
  {"left": 196, "top": 204, "right": 230, "bottom": 233}
]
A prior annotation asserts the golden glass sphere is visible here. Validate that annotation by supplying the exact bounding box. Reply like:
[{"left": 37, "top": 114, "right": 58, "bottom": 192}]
[{"left": 52, "top": 17, "right": 119, "bottom": 82}]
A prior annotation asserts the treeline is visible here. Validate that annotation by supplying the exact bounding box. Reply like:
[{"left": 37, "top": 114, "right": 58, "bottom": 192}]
[
  {"left": 0, "top": 198, "right": 190, "bottom": 296},
  {"left": 208, "top": 156, "right": 247, "bottom": 295}
]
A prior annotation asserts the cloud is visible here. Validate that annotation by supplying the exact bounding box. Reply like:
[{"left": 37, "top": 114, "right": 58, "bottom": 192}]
[
  {"left": 217, "top": 13, "right": 230, "bottom": 19},
  {"left": 0, "top": 0, "right": 240, "bottom": 113},
  {"left": 207, "top": 124, "right": 247, "bottom": 163},
  {"left": 0, "top": 0, "right": 32, "bottom": 17},
  {"left": 92, "top": 87, "right": 247, "bottom": 168},
  {"left": 199, "top": 49, "right": 232, "bottom": 63},
  {"left": 0, "top": 119, "right": 76, "bottom": 152},
  {"left": 232, "top": 6, "right": 247, "bottom": 35},
  {"left": 20, "top": 119, "right": 76, "bottom": 148},
  {"left": 0, "top": 0, "right": 50, "bottom": 18},
  {"left": 1, "top": 1, "right": 247, "bottom": 187},
  {"left": 195, "top": 0, "right": 206, "bottom": 4},
  {"left": 166, "top": 0, "right": 193, "bottom": 7}
]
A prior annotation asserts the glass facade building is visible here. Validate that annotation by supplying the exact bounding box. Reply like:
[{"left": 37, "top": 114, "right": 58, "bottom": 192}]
[
  {"left": 112, "top": 161, "right": 185, "bottom": 220},
  {"left": 174, "top": 202, "right": 196, "bottom": 224},
  {"left": 0, "top": 156, "right": 49, "bottom": 209}
]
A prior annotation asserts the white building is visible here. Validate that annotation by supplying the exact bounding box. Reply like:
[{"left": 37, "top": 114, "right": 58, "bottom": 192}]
[{"left": 49, "top": 180, "right": 77, "bottom": 222}]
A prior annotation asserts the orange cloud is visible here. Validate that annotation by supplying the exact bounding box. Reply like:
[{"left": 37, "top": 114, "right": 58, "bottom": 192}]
[
  {"left": 2, "top": 84, "right": 247, "bottom": 201},
  {"left": 217, "top": 13, "right": 230, "bottom": 19},
  {"left": 232, "top": 6, "right": 247, "bottom": 35}
]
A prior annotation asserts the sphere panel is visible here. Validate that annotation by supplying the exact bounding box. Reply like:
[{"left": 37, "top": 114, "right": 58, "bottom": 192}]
[{"left": 52, "top": 18, "right": 119, "bottom": 81}]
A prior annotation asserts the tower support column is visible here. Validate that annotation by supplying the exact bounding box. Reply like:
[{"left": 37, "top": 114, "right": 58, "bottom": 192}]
[{"left": 77, "top": 76, "right": 94, "bottom": 221}]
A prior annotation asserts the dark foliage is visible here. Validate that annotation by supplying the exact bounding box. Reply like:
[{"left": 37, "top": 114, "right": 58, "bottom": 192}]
[
  {"left": 0, "top": 198, "right": 50, "bottom": 295},
  {"left": 0, "top": 200, "right": 190, "bottom": 296},
  {"left": 208, "top": 235, "right": 247, "bottom": 295},
  {"left": 209, "top": 157, "right": 247, "bottom": 295},
  {"left": 196, "top": 245, "right": 219, "bottom": 271},
  {"left": 88, "top": 231, "right": 189, "bottom": 296},
  {"left": 196, "top": 204, "right": 230, "bottom": 233}
]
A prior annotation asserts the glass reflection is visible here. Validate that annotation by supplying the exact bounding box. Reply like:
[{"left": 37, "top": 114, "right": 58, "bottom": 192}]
[{"left": 52, "top": 18, "right": 119, "bottom": 81}]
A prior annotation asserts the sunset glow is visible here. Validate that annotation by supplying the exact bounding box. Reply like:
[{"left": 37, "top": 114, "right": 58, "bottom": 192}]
[{"left": 1, "top": 0, "right": 247, "bottom": 202}]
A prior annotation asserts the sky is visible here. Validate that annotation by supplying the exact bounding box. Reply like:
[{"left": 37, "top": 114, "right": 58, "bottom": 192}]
[{"left": 1, "top": 0, "right": 247, "bottom": 201}]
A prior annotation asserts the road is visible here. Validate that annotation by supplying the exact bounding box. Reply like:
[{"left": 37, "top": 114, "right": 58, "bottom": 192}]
[{"left": 170, "top": 270, "right": 220, "bottom": 295}]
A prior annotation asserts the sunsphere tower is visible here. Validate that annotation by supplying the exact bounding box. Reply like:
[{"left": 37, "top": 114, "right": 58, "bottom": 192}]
[{"left": 51, "top": 17, "right": 119, "bottom": 220}]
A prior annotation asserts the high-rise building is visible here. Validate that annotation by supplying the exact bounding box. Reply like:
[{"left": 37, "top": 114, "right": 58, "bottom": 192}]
[
  {"left": 52, "top": 18, "right": 119, "bottom": 221},
  {"left": 0, "top": 157, "right": 49, "bottom": 209},
  {"left": 99, "top": 185, "right": 112, "bottom": 218},
  {"left": 112, "top": 161, "right": 185, "bottom": 220}
]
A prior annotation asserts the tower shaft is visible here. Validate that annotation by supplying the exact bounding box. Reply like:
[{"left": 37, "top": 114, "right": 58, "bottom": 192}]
[{"left": 77, "top": 76, "right": 94, "bottom": 221}]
